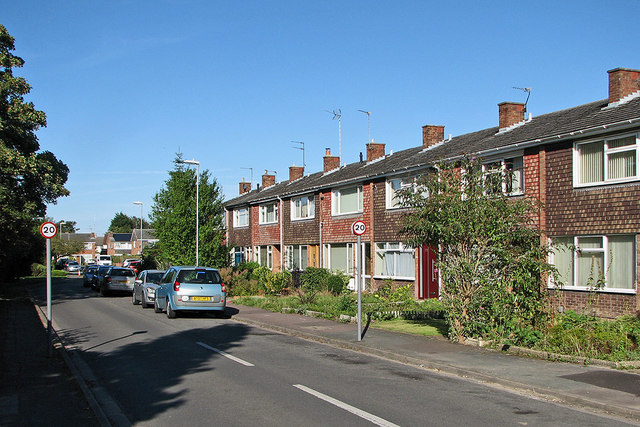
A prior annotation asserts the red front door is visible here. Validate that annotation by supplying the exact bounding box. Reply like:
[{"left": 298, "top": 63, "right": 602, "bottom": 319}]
[{"left": 420, "top": 245, "right": 439, "bottom": 299}]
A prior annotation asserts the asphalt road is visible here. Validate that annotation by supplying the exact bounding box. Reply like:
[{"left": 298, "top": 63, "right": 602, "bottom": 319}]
[{"left": 32, "top": 278, "right": 637, "bottom": 426}]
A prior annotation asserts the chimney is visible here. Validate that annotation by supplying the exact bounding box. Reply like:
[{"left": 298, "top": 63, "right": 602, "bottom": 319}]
[
  {"left": 262, "top": 170, "right": 275, "bottom": 189},
  {"left": 323, "top": 148, "right": 340, "bottom": 172},
  {"left": 366, "top": 141, "right": 385, "bottom": 162},
  {"left": 422, "top": 125, "right": 444, "bottom": 148},
  {"left": 239, "top": 179, "right": 251, "bottom": 195},
  {"left": 289, "top": 164, "right": 304, "bottom": 182},
  {"left": 608, "top": 68, "right": 640, "bottom": 104},
  {"left": 498, "top": 102, "right": 526, "bottom": 129}
]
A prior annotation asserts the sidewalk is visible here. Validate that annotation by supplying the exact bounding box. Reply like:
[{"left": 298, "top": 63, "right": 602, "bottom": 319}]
[
  {"left": 0, "top": 282, "right": 99, "bottom": 426},
  {"left": 230, "top": 304, "right": 640, "bottom": 424}
]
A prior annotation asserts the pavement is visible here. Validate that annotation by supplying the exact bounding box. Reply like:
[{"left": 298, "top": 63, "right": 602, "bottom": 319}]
[{"left": 2, "top": 280, "right": 640, "bottom": 426}]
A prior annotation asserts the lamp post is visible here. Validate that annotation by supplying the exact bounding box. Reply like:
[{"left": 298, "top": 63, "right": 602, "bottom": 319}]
[
  {"left": 133, "top": 202, "right": 143, "bottom": 255},
  {"left": 180, "top": 159, "right": 200, "bottom": 266},
  {"left": 59, "top": 221, "right": 65, "bottom": 239}
]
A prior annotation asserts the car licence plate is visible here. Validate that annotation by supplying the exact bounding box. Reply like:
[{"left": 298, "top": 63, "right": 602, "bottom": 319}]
[{"left": 191, "top": 296, "right": 211, "bottom": 302}]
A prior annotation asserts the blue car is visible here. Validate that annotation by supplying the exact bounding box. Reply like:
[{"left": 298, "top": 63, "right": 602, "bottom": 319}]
[{"left": 154, "top": 266, "right": 226, "bottom": 318}]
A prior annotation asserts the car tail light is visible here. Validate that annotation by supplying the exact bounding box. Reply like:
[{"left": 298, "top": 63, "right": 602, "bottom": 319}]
[
  {"left": 106, "top": 277, "right": 112, "bottom": 283},
  {"left": 221, "top": 283, "right": 226, "bottom": 293},
  {"left": 174, "top": 281, "right": 180, "bottom": 291}
]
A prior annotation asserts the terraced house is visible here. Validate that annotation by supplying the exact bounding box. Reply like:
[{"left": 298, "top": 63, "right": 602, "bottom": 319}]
[{"left": 224, "top": 67, "right": 640, "bottom": 318}]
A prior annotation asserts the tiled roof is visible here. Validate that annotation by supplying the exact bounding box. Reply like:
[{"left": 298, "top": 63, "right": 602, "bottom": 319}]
[{"left": 225, "top": 97, "right": 640, "bottom": 208}]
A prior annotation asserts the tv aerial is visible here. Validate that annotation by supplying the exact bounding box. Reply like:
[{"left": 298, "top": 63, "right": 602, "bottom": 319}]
[
  {"left": 358, "top": 109, "right": 371, "bottom": 142},
  {"left": 513, "top": 86, "right": 532, "bottom": 110},
  {"left": 326, "top": 109, "right": 342, "bottom": 159},
  {"left": 291, "top": 141, "right": 306, "bottom": 169}
]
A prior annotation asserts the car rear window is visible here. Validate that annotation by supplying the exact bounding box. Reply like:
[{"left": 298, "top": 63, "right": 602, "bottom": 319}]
[
  {"left": 177, "top": 269, "right": 221, "bottom": 284},
  {"left": 110, "top": 268, "right": 135, "bottom": 277}
]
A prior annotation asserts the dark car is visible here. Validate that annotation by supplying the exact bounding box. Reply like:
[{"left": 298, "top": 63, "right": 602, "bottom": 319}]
[
  {"left": 92, "top": 265, "right": 112, "bottom": 291},
  {"left": 82, "top": 265, "right": 99, "bottom": 288}
]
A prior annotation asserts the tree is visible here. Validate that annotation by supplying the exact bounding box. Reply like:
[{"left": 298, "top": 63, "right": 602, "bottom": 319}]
[
  {"left": 59, "top": 220, "right": 78, "bottom": 233},
  {"left": 400, "top": 158, "right": 552, "bottom": 343},
  {"left": 150, "top": 154, "right": 228, "bottom": 268},
  {"left": 108, "top": 212, "right": 149, "bottom": 233},
  {"left": 51, "top": 238, "right": 84, "bottom": 260},
  {"left": 0, "top": 25, "right": 69, "bottom": 280}
]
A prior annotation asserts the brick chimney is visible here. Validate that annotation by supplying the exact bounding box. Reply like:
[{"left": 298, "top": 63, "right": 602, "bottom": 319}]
[
  {"left": 239, "top": 179, "right": 251, "bottom": 195},
  {"left": 262, "top": 170, "right": 275, "bottom": 189},
  {"left": 498, "top": 102, "right": 526, "bottom": 130},
  {"left": 289, "top": 164, "right": 304, "bottom": 182},
  {"left": 422, "top": 125, "right": 444, "bottom": 148},
  {"left": 366, "top": 141, "right": 385, "bottom": 162},
  {"left": 608, "top": 68, "right": 640, "bottom": 104},
  {"left": 323, "top": 148, "right": 340, "bottom": 172}
]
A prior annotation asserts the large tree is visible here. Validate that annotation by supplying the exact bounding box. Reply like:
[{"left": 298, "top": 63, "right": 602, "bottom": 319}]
[
  {"left": 150, "top": 154, "right": 228, "bottom": 268},
  {"left": 400, "top": 158, "right": 552, "bottom": 343},
  {"left": 108, "top": 212, "right": 150, "bottom": 233},
  {"left": 0, "top": 24, "right": 69, "bottom": 280}
]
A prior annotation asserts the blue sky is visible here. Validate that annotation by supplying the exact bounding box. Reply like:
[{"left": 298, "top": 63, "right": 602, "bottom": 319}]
[{"left": 3, "top": 1, "right": 639, "bottom": 234}]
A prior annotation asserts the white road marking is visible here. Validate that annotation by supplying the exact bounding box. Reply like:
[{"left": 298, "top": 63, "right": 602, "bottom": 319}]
[
  {"left": 293, "top": 384, "right": 401, "bottom": 427},
  {"left": 196, "top": 341, "right": 255, "bottom": 367}
]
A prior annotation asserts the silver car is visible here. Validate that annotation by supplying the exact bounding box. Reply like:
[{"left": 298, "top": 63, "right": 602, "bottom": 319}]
[
  {"left": 154, "top": 266, "right": 226, "bottom": 318},
  {"left": 100, "top": 267, "right": 136, "bottom": 296},
  {"left": 132, "top": 269, "right": 165, "bottom": 308}
]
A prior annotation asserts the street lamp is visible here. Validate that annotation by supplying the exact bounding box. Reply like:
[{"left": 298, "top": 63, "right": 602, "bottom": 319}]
[
  {"left": 59, "top": 221, "right": 65, "bottom": 239},
  {"left": 133, "top": 202, "right": 143, "bottom": 255},
  {"left": 180, "top": 159, "right": 200, "bottom": 266}
]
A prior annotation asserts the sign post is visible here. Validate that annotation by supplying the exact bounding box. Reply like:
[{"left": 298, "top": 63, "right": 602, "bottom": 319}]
[
  {"left": 40, "top": 221, "right": 57, "bottom": 357},
  {"left": 351, "top": 220, "right": 367, "bottom": 341}
]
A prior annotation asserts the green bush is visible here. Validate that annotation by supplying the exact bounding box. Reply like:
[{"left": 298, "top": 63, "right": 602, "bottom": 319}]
[
  {"left": 52, "top": 269, "right": 67, "bottom": 277},
  {"left": 31, "top": 263, "right": 46, "bottom": 277},
  {"left": 300, "top": 267, "right": 332, "bottom": 292},
  {"left": 327, "top": 273, "right": 348, "bottom": 296},
  {"left": 264, "top": 270, "right": 292, "bottom": 295}
]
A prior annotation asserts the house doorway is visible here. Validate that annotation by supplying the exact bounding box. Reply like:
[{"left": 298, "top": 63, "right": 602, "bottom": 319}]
[{"left": 420, "top": 245, "right": 439, "bottom": 299}]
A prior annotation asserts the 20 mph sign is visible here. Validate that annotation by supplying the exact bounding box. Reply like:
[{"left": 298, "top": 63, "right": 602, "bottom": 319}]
[
  {"left": 40, "top": 222, "right": 58, "bottom": 239},
  {"left": 352, "top": 220, "right": 367, "bottom": 236}
]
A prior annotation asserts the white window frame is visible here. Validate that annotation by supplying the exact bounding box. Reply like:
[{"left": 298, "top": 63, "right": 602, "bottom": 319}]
[
  {"left": 233, "top": 207, "right": 249, "bottom": 228},
  {"left": 549, "top": 235, "right": 637, "bottom": 293},
  {"left": 323, "top": 243, "right": 354, "bottom": 274},
  {"left": 291, "top": 195, "right": 315, "bottom": 221},
  {"left": 374, "top": 242, "right": 415, "bottom": 280},
  {"left": 574, "top": 133, "right": 640, "bottom": 187},
  {"left": 259, "top": 202, "right": 278, "bottom": 224},
  {"left": 256, "top": 245, "right": 273, "bottom": 268},
  {"left": 386, "top": 176, "right": 417, "bottom": 209},
  {"left": 285, "top": 245, "right": 309, "bottom": 270},
  {"left": 331, "top": 185, "right": 363, "bottom": 216},
  {"left": 482, "top": 155, "right": 524, "bottom": 196}
]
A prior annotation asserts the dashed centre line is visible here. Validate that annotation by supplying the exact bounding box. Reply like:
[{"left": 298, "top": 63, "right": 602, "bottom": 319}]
[{"left": 196, "top": 341, "right": 255, "bottom": 366}]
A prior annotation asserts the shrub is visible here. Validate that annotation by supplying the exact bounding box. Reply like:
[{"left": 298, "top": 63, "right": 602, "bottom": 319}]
[
  {"left": 264, "top": 270, "right": 292, "bottom": 295},
  {"left": 300, "top": 267, "right": 332, "bottom": 293},
  {"left": 327, "top": 273, "right": 348, "bottom": 296},
  {"left": 31, "top": 263, "right": 46, "bottom": 277}
]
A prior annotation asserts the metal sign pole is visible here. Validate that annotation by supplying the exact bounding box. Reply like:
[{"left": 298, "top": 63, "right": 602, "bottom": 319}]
[
  {"left": 357, "top": 234, "right": 362, "bottom": 341},
  {"left": 46, "top": 237, "right": 52, "bottom": 357}
]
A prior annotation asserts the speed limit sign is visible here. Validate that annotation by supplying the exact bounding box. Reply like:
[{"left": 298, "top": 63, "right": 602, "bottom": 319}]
[
  {"left": 40, "top": 222, "right": 58, "bottom": 239},
  {"left": 352, "top": 220, "right": 367, "bottom": 236}
]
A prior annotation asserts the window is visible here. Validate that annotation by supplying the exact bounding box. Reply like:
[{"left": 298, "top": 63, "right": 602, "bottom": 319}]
[
  {"left": 386, "top": 177, "right": 417, "bottom": 209},
  {"left": 332, "top": 185, "right": 363, "bottom": 215},
  {"left": 285, "top": 245, "right": 309, "bottom": 270},
  {"left": 233, "top": 207, "right": 249, "bottom": 227},
  {"left": 551, "top": 235, "right": 636, "bottom": 291},
  {"left": 256, "top": 245, "right": 273, "bottom": 268},
  {"left": 576, "top": 134, "right": 639, "bottom": 186},
  {"left": 375, "top": 242, "right": 415, "bottom": 279},
  {"left": 291, "top": 195, "right": 315, "bottom": 220},
  {"left": 482, "top": 156, "right": 524, "bottom": 196},
  {"left": 323, "top": 243, "right": 354, "bottom": 274},
  {"left": 259, "top": 202, "right": 278, "bottom": 224}
]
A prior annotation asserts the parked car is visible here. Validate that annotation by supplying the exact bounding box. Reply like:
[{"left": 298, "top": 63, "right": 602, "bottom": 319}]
[
  {"left": 97, "top": 255, "right": 112, "bottom": 266},
  {"left": 127, "top": 260, "right": 142, "bottom": 273},
  {"left": 122, "top": 258, "right": 139, "bottom": 268},
  {"left": 92, "top": 265, "right": 112, "bottom": 290},
  {"left": 65, "top": 261, "right": 81, "bottom": 273},
  {"left": 154, "top": 266, "right": 226, "bottom": 318},
  {"left": 82, "top": 265, "right": 99, "bottom": 287},
  {"left": 99, "top": 267, "right": 136, "bottom": 296},
  {"left": 132, "top": 269, "right": 166, "bottom": 308}
]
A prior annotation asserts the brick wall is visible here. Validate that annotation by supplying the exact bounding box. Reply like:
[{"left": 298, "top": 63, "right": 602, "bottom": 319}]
[
  {"left": 251, "top": 204, "right": 281, "bottom": 245},
  {"left": 372, "top": 178, "right": 407, "bottom": 241},
  {"left": 548, "top": 289, "right": 638, "bottom": 319},
  {"left": 282, "top": 194, "right": 320, "bottom": 245}
]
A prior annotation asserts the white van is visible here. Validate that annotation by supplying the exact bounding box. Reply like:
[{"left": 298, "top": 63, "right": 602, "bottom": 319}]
[{"left": 97, "top": 255, "right": 112, "bottom": 266}]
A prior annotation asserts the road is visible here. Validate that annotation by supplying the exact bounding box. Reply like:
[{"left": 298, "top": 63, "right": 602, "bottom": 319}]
[{"left": 32, "top": 278, "right": 636, "bottom": 426}]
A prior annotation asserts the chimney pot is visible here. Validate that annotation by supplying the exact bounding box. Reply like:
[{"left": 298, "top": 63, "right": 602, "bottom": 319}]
[
  {"left": 608, "top": 68, "right": 640, "bottom": 104},
  {"left": 323, "top": 150, "right": 340, "bottom": 172}
]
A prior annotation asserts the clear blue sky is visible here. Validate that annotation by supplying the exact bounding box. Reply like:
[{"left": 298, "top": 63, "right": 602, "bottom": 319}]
[{"left": 3, "top": 1, "right": 639, "bottom": 234}]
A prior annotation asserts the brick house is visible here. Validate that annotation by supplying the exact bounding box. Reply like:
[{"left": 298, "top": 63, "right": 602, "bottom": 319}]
[{"left": 224, "top": 67, "right": 640, "bottom": 318}]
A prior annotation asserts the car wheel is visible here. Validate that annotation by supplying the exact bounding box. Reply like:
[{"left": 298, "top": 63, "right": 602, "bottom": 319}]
[
  {"left": 132, "top": 290, "right": 139, "bottom": 305},
  {"left": 154, "top": 298, "right": 162, "bottom": 313},
  {"left": 141, "top": 295, "right": 148, "bottom": 309},
  {"left": 100, "top": 284, "right": 109, "bottom": 297},
  {"left": 166, "top": 299, "right": 177, "bottom": 319}
]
